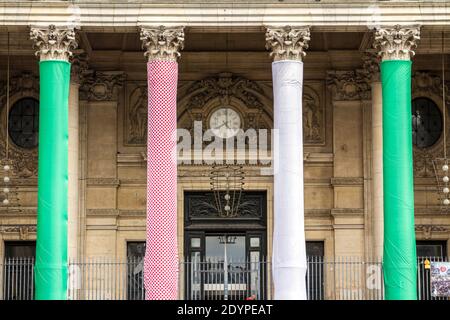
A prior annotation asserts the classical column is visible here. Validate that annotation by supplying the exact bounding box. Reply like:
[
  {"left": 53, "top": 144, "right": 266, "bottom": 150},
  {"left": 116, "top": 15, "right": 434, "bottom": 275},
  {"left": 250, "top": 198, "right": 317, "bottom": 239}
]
[
  {"left": 30, "top": 25, "right": 77, "bottom": 300},
  {"left": 266, "top": 26, "right": 310, "bottom": 300},
  {"left": 363, "top": 52, "right": 384, "bottom": 260},
  {"left": 140, "top": 26, "right": 184, "bottom": 300},
  {"left": 374, "top": 25, "right": 421, "bottom": 300},
  {"left": 68, "top": 53, "right": 87, "bottom": 262}
]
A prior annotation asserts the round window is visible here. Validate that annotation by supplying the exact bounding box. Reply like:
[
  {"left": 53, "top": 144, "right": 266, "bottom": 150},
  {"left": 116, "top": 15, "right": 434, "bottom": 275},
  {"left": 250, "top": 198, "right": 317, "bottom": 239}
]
[
  {"left": 412, "top": 97, "right": 442, "bottom": 149},
  {"left": 8, "top": 98, "right": 39, "bottom": 149}
]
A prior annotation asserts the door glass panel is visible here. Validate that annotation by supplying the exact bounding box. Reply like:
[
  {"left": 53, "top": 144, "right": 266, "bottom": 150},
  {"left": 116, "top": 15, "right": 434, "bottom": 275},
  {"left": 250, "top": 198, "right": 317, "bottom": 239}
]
[
  {"left": 126, "top": 242, "right": 145, "bottom": 300},
  {"left": 189, "top": 251, "right": 201, "bottom": 300},
  {"left": 204, "top": 235, "right": 246, "bottom": 299},
  {"left": 250, "top": 237, "right": 260, "bottom": 248},
  {"left": 205, "top": 236, "right": 245, "bottom": 261},
  {"left": 191, "top": 238, "right": 201, "bottom": 249}
]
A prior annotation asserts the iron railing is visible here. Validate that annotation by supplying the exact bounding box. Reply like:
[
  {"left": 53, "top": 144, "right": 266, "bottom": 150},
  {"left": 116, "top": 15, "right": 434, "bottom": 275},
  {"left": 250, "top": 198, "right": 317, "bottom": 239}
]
[{"left": 0, "top": 256, "right": 448, "bottom": 300}]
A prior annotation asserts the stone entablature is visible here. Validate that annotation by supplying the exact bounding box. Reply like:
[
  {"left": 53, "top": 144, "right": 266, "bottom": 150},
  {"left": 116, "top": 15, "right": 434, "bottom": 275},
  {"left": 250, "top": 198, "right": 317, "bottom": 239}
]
[{"left": 1, "top": 2, "right": 450, "bottom": 31}]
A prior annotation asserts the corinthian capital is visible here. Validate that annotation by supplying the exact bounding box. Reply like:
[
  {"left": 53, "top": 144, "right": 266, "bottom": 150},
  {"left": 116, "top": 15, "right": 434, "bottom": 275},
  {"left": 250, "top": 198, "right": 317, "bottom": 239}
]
[
  {"left": 265, "top": 26, "right": 310, "bottom": 62},
  {"left": 140, "top": 26, "right": 185, "bottom": 62},
  {"left": 30, "top": 25, "right": 78, "bottom": 62},
  {"left": 373, "top": 25, "right": 420, "bottom": 61}
]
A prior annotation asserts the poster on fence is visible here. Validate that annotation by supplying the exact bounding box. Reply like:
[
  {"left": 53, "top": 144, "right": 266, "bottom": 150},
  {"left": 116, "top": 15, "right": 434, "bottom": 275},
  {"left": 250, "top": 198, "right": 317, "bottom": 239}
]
[{"left": 431, "top": 262, "right": 450, "bottom": 297}]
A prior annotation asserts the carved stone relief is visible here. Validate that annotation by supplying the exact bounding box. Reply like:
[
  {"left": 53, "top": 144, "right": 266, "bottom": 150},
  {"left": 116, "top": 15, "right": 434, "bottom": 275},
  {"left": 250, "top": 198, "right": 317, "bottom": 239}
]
[
  {"left": 126, "top": 85, "right": 148, "bottom": 145},
  {"left": 80, "top": 71, "right": 125, "bottom": 101},
  {"left": 0, "top": 225, "right": 37, "bottom": 240},
  {"left": 0, "top": 72, "right": 39, "bottom": 178},
  {"left": 326, "top": 70, "right": 371, "bottom": 101},
  {"left": 303, "top": 84, "right": 325, "bottom": 145},
  {"left": 125, "top": 73, "right": 326, "bottom": 146},
  {"left": 415, "top": 224, "right": 448, "bottom": 240}
]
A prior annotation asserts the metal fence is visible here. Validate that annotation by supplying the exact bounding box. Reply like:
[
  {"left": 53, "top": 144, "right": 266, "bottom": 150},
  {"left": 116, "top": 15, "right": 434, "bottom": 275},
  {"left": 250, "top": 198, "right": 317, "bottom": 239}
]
[{"left": 0, "top": 256, "right": 448, "bottom": 300}]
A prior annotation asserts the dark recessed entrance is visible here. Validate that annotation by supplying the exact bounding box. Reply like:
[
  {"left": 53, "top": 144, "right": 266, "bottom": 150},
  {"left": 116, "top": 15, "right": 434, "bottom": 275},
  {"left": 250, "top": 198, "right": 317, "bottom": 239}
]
[{"left": 184, "top": 191, "right": 267, "bottom": 300}]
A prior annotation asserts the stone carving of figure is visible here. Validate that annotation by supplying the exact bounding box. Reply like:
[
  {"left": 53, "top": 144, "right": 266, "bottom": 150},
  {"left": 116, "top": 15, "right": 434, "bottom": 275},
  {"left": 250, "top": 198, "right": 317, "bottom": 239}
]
[
  {"left": 128, "top": 87, "right": 148, "bottom": 144},
  {"left": 302, "top": 92, "right": 321, "bottom": 143}
]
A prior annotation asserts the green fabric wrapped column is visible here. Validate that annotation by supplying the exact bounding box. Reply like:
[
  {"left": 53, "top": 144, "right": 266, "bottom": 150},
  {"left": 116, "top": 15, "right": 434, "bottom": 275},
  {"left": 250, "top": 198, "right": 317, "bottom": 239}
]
[
  {"left": 375, "top": 25, "right": 421, "bottom": 300},
  {"left": 30, "top": 25, "right": 77, "bottom": 300},
  {"left": 381, "top": 60, "right": 417, "bottom": 299}
]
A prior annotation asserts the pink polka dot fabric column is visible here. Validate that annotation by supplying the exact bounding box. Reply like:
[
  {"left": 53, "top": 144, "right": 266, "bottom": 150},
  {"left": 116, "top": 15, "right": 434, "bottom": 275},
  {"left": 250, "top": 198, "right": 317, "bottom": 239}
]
[{"left": 144, "top": 60, "right": 179, "bottom": 300}]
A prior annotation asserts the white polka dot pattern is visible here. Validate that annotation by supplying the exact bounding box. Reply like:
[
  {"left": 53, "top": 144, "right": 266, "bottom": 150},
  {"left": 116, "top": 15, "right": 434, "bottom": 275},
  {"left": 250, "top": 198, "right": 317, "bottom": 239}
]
[{"left": 144, "top": 60, "right": 179, "bottom": 300}]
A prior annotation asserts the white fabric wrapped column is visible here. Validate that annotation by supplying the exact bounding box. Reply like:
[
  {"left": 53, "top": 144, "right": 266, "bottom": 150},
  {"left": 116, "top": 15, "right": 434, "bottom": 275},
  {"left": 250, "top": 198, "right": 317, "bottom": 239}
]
[{"left": 266, "top": 26, "right": 310, "bottom": 300}]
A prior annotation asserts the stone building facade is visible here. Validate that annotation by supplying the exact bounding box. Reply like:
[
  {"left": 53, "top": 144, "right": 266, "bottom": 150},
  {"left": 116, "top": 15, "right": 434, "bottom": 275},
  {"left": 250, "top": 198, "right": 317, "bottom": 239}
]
[{"left": 0, "top": 0, "right": 449, "bottom": 299}]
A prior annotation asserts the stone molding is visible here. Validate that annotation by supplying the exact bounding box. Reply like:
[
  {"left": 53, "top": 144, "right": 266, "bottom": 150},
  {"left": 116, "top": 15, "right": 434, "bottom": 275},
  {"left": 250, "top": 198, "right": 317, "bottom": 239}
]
[
  {"left": 86, "top": 178, "right": 120, "bottom": 187},
  {"left": 331, "top": 177, "right": 364, "bottom": 186}
]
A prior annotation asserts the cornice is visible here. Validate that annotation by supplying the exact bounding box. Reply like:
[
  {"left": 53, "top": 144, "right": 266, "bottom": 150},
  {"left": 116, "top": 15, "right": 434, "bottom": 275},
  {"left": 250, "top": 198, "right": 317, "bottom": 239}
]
[{"left": 1, "top": 3, "right": 450, "bottom": 32}]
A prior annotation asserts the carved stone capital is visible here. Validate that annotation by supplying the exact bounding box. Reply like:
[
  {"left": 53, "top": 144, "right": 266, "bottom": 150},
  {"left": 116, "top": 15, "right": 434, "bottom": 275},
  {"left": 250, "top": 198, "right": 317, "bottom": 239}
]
[
  {"left": 80, "top": 71, "right": 125, "bottom": 101},
  {"left": 326, "top": 70, "right": 371, "bottom": 101},
  {"left": 265, "top": 26, "right": 310, "bottom": 62},
  {"left": 361, "top": 51, "right": 381, "bottom": 83},
  {"left": 70, "top": 51, "right": 89, "bottom": 85},
  {"left": 373, "top": 25, "right": 420, "bottom": 61},
  {"left": 140, "top": 26, "right": 185, "bottom": 62},
  {"left": 30, "top": 25, "right": 78, "bottom": 62}
]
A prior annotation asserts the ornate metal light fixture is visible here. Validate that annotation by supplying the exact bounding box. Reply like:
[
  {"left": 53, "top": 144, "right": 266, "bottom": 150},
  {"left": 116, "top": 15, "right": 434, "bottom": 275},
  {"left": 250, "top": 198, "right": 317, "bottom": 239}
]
[
  {"left": 210, "top": 165, "right": 245, "bottom": 217},
  {"left": 1, "top": 32, "right": 19, "bottom": 209},
  {"left": 432, "top": 31, "right": 450, "bottom": 213}
]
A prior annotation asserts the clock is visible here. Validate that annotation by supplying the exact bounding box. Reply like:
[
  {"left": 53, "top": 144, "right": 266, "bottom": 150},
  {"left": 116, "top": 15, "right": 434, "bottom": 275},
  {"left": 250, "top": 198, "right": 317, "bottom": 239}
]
[{"left": 209, "top": 107, "right": 241, "bottom": 139}]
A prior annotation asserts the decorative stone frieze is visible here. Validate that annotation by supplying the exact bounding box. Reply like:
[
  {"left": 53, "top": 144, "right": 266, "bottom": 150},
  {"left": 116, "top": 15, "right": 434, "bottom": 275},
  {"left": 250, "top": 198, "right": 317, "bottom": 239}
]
[
  {"left": 0, "top": 225, "right": 37, "bottom": 240},
  {"left": 415, "top": 225, "right": 448, "bottom": 240},
  {"left": 326, "top": 70, "right": 371, "bottom": 101},
  {"left": 361, "top": 51, "right": 381, "bottom": 83},
  {"left": 70, "top": 51, "right": 89, "bottom": 85},
  {"left": 80, "top": 71, "right": 125, "bottom": 101}
]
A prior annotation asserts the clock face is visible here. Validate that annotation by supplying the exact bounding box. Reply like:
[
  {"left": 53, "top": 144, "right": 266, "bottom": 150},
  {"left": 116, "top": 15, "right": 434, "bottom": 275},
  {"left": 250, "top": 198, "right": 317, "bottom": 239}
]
[{"left": 209, "top": 108, "right": 241, "bottom": 139}]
